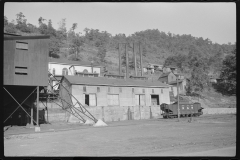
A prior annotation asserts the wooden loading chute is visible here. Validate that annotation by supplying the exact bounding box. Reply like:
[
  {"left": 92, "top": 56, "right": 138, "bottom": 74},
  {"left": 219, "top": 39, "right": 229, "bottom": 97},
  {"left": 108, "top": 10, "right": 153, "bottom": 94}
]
[{"left": 46, "top": 71, "right": 98, "bottom": 123}]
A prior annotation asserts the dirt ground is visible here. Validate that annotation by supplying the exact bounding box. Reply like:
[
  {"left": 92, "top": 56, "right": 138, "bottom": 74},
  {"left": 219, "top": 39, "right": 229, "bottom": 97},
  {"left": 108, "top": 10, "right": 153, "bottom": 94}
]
[{"left": 4, "top": 114, "right": 236, "bottom": 157}]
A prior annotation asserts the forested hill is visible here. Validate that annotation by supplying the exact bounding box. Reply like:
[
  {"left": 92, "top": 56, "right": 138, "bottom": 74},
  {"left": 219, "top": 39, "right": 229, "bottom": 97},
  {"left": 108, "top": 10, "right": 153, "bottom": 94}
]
[{"left": 4, "top": 13, "right": 236, "bottom": 77}]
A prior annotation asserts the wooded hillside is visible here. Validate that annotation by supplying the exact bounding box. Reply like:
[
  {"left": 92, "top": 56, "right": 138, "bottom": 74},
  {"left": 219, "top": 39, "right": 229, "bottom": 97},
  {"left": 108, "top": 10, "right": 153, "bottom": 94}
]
[{"left": 4, "top": 13, "right": 236, "bottom": 96}]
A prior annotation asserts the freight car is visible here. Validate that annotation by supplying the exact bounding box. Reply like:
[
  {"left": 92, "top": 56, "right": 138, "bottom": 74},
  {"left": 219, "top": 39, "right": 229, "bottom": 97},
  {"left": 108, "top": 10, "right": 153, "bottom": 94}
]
[{"left": 160, "top": 101, "right": 203, "bottom": 119}]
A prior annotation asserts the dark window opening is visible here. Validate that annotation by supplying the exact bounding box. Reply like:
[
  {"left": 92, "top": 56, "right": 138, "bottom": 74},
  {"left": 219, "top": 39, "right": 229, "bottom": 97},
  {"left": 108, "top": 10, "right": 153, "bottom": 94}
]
[
  {"left": 62, "top": 68, "right": 68, "bottom": 75},
  {"left": 84, "top": 94, "right": 97, "bottom": 106},
  {"left": 97, "top": 87, "right": 100, "bottom": 92},
  {"left": 119, "top": 87, "right": 122, "bottom": 93},
  {"left": 15, "top": 72, "right": 28, "bottom": 75},
  {"left": 151, "top": 95, "right": 160, "bottom": 105},
  {"left": 142, "top": 89, "right": 145, "bottom": 93},
  {"left": 132, "top": 88, "right": 134, "bottom": 93},
  {"left": 15, "top": 66, "right": 28, "bottom": 75},
  {"left": 152, "top": 89, "right": 154, "bottom": 93},
  {"left": 85, "top": 94, "right": 89, "bottom": 106}
]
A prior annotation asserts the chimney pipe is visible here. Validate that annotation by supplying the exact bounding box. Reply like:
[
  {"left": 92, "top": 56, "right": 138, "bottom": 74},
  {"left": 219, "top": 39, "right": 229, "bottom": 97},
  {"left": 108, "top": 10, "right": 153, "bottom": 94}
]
[
  {"left": 125, "top": 43, "right": 129, "bottom": 79},
  {"left": 139, "top": 42, "right": 143, "bottom": 76},
  {"left": 118, "top": 43, "right": 121, "bottom": 76},
  {"left": 133, "top": 43, "right": 137, "bottom": 76}
]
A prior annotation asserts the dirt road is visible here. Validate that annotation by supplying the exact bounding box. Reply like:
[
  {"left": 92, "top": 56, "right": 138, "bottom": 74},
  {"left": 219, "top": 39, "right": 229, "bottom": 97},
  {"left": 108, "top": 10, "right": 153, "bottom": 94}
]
[{"left": 4, "top": 114, "right": 236, "bottom": 157}]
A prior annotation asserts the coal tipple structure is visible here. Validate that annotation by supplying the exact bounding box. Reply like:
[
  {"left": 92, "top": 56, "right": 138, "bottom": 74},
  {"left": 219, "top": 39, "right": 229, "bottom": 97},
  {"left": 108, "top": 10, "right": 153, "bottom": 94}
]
[{"left": 4, "top": 33, "right": 50, "bottom": 127}]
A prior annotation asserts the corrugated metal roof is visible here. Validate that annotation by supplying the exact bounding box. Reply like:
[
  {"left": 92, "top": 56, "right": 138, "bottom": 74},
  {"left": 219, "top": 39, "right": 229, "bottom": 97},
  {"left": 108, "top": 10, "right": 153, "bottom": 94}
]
[
  {"left": 63, "top": 75, "right": 170, "bottom": 88},
  {"left": 49, "top": 58, "right": 102, "bottom": 67}
]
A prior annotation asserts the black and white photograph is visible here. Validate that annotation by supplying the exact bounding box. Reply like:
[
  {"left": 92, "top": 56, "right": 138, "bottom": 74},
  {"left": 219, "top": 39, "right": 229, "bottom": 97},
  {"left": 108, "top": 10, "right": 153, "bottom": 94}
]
[{"left": 3, "top": 2, "right": 236, "bottom": 157}]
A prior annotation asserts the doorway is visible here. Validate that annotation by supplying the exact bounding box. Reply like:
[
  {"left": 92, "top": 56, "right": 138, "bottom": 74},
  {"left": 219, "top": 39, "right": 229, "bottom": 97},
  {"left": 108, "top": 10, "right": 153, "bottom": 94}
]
[{"left": 151, "top": 95, "right": 159, "bottom": 105}]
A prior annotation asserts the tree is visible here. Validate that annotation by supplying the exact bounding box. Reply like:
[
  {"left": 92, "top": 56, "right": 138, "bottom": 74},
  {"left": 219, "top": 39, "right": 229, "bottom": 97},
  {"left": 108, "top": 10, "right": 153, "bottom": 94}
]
[
  {"left": 185, "top": 54, "right": 209, "bottom": 97},
  {"left": 4, "top": 20, "right": 17, "bottom": 33},
  {"left": 58, "top": 18, "right": 67, "bottom": 37},
  {"left": 68, "top": 33, "right": 83, "bottom": 61},
  {"left": 15, "top": 12, "right": 30, "bottom": 33},
  {"left": 217, "top": 49, "right": 236, "bottom": 95},
  {"left": 4, "top": 16, "right": 8, "bottom": 27},
  {"left": 97, "top": 45, "right": 107, "bottom": 63},
  {"left": 47, "top": 19, "right": 56, "bottom": 36}
]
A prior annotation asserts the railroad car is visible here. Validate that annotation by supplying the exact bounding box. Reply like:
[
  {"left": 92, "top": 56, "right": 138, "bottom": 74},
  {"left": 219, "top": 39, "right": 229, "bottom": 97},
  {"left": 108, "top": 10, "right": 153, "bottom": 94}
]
[{"left": 160, "top": 101, "right": 203, "bottom": 119}]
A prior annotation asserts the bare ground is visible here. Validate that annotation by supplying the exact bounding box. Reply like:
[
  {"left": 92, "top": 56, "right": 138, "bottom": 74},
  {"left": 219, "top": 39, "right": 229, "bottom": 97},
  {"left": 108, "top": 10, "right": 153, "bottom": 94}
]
[{"left": 4, "top": 114, "right": 236, "bottom": 157}]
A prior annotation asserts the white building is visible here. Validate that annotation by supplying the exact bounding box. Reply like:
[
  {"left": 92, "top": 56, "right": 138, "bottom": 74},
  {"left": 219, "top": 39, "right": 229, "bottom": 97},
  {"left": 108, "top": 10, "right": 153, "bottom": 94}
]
[
  {"left": 48, "top": 58, "right": 102, "bottom": 76},
  {"left": 48, "top": 58, "right": 102, "bottom": 91}
]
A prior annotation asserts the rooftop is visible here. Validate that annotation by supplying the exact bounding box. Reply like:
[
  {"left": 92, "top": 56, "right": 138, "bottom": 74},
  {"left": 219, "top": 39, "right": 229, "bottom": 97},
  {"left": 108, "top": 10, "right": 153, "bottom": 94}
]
[
  {"left": 63, "top": 75, "right": 170, "bottom": 88},
  {"left": 158, "top": 72, "right": 172, "bottom": 78},
  {"left": 48, "top": 58, "right": 102, "bottom": 67}
]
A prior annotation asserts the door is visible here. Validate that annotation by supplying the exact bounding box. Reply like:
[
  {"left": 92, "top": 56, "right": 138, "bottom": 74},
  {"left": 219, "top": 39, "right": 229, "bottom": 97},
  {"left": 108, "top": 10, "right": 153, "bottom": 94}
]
[{"left": 89, "top": 94, "right": 96, "bottom": 106}]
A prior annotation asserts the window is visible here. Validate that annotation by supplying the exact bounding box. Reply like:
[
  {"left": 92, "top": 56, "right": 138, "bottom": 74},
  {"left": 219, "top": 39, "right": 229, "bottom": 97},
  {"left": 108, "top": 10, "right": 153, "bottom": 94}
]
[
  {"left": 97, "top": 87, "right": 100, "bottom": 93},
  {"left": 16, "top": 41, "right": 28, "bottom": 50},
  {"left": 132, "top": 88, "right": 134, "bottom": 93},
  {"left": 161, "top": 89, "right": 163, "bottom": 94},
  {"left": 62, "top": 68, "right": 68, "bottom": 75},
  {"left": 108, "top": 87, "right": 110, "bottom": 92},
  {"left": 135, "top": 94, "right": 145, "bottom": 106},
  {"left": 83, "top": 86, "right": 86, "bottom": 92},
  {"left": 142, "top": 89, "right": 145, "bottom": 93},
  {"left": 84, "top": 94, "right": 97, "bottom": 106},
  {"left": 53, "top": 68, "right": 55, "bottom": 75},
  {"left": 171, "top": 87, "right": 173, "bottom": 91},
  {"left": 83, "top": 69, "right": 88, "bottom": 73},
  {"left": 15, "top": 66, "right": 28, "bottom": 75},
  {"left": 119, "top": 87, "right": 122, "bottom": 93},
  {"left": 152, "top": 89, "right": 154, "bottom": 93},
  {"left": 107, "top": 94, "right": 119, "bottom": 106}
]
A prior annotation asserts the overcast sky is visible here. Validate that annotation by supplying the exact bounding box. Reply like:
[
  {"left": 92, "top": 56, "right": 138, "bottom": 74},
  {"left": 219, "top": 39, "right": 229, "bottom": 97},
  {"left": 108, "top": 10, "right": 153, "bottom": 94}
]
[{"left": 4, "top": 2, "right": 236, "bottom": 44}]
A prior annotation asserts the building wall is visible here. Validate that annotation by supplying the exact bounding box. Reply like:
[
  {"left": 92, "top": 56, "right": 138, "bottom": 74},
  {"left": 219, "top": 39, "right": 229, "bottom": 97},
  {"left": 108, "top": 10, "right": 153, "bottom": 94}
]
[
  {"left": 168, "top": 72, "right": 177, "bottom": 83},
  {"left": 48, "top": 63, "right": 101, "bottom": 76},
  {"left": 71, "top": 84, "right": 170, "bottom": 107},
  {"left": 171, "top": 80, "right": 187, "bottom": 97}
]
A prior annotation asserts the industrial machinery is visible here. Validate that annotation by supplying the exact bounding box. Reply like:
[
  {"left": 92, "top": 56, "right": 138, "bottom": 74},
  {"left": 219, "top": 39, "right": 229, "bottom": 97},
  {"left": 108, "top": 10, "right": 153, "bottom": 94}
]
[{"left": 160, "top": 101, "right": 203, "bottom": 119}]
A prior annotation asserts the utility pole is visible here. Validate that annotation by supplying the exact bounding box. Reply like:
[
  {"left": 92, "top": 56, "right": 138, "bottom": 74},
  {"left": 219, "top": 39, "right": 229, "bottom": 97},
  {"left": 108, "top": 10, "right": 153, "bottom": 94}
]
[
  {"left": 37, "top": 86, "right": 39, "bottom": 126},
  {"left": 125, "top": 43, "right": 129, "bottom": 79},
  {"left": 139, "top": 42, "right": 143, "bottom": 76},
  {"left": 133, "top": 43, "right": 137, "bottom": 76},
  {"left": 176, "top": 75, "right": 180, "bottom": 121},
  {"left": 118, "top": 43, "right": 121, "bottom": 76}
]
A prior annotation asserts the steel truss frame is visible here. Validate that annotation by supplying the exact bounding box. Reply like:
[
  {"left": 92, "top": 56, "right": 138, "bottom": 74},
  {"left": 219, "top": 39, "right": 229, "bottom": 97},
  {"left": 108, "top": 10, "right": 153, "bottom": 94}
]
[
  {"left": 3, "top": 87, "right": 38, "bottom": 125},
  {"left": 45, "top": 71, "right": 98, "bottom": 123}
]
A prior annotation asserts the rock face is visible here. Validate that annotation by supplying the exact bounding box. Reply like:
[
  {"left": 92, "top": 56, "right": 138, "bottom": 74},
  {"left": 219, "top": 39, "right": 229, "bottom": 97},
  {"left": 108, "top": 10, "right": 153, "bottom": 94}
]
[{"left": 93, "top": 119, "right": 108, "bottom": 127}]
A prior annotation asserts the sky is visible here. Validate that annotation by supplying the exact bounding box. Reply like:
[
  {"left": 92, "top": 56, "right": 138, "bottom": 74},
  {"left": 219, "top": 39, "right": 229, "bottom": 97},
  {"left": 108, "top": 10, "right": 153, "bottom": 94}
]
[{"left": 4, "top": 2, "right": 236, "bottom": 45}]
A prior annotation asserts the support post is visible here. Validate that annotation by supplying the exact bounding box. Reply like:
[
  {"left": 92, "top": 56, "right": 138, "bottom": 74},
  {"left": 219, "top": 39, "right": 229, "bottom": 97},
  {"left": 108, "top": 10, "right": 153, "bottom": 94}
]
[
  {"left": 125, "top": 43, "right": 129, "bottom": 79},
  {"left": 139, "top": 42, "right": 143, "bottom": 76},
  {"left": 119, "top": 43, "right": 122, "bottom": 76},
  {"left": 37, "top": 86, "right": 39, "bottom": 126},
  {"left": 177, "top": 76, "right": 180, "bottom": 121},
  {"left": 133, "top": 43, "right": 137, "bottom": 76},
  {"left": 31, "top": 104, "right": 33, "bottom": 125}
]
